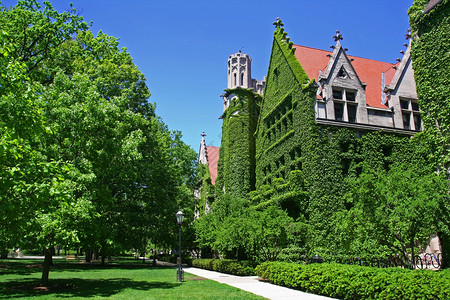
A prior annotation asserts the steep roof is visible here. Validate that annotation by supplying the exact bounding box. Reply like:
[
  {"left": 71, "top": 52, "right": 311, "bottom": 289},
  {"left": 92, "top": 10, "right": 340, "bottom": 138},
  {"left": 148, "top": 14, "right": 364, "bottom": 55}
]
[
  {"left": 205, "top": 146, "right": 220, "bottom": 185},
  {"left": 293, "top": 44, "right": 396, "bottom": 109}
]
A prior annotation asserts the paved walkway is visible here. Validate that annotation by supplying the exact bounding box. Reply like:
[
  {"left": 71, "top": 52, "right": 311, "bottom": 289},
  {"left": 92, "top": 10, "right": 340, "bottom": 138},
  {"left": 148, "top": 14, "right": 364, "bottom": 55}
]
[{"left": 184, "top": 267, "right": 336, "bottom": 300}]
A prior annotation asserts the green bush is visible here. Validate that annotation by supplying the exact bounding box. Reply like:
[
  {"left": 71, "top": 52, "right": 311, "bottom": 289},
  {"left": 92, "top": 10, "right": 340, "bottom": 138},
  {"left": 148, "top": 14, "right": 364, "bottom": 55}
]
[
  {"left": 158, "top": 254, "right": 192, "bottom": 266},
  {"left": 192, "top": 259, "right": 257, "bottom": 276},
  {"left": 256, "top": 262, "right": 450, "bottom": 299}
]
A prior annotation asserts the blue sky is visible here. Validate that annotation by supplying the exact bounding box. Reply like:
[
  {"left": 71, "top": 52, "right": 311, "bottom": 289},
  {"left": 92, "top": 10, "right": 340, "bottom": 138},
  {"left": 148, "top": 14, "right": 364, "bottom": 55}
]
[{"left": 6, "top": 0, "right": 414, "bottom": 151}]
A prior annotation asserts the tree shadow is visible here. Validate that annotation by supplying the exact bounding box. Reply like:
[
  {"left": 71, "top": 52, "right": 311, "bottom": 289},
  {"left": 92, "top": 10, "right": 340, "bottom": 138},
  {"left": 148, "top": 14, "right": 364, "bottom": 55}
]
[
  {"left": 0, "top": 277, "right": 178, "bottom": 298},
  {"left": 0, "top": 259, "right": 176, "bottom": 276}
]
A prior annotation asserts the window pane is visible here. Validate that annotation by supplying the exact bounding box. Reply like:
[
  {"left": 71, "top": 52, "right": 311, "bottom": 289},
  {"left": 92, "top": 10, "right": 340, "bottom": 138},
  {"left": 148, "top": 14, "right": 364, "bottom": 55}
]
[
  {"left": 403, "top": 112, "right": 411, "bottom": 129},
  {"left": 400, "top": 99, "right": 409, "bottom": 110},
  {"left": 412, "top": 101, "right": 420, "bottom": 111},
  {"left": 346, "top": 91, "right": 356, "bottom": 101},
  {"left": 414, "top": 113, "right": 421, "bottom": 131},
  {"left": 334, "top": 102, "right": 344, "bottom": 121},
  {"left": 348, "top": 104, "right": 357, "bottom": 123},
  {"left": 333, "top": 89, "right": 342, "bottom": 100}
]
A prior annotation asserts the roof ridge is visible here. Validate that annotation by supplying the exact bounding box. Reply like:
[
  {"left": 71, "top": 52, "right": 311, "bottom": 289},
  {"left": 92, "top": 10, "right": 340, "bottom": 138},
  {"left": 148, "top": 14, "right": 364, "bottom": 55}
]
[{"left": 294, "top": 43, "right": 395, "bottom": 65}]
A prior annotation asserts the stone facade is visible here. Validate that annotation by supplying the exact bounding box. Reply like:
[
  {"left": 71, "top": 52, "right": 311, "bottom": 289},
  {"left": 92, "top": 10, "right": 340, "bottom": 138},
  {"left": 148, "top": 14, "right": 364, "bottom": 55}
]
[
  {"left": 309, "top": 35, "right": 420, "bottom": 134},
  {"left": 200, "top": 19, "right": 423, "bottom": 200},
  {"left": 223, "top": 51, "right": 265, "bottom": 112}
]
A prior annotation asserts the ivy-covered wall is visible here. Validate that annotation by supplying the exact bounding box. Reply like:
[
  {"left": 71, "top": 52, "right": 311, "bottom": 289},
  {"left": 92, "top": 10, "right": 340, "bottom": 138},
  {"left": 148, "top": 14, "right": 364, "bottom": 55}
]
[
  {"left": 205, "top": 15, "right": 445, "bottom": 258},
  {"left": 215, "top": 88, "right": 261, "bottom": 199},
  {"left": 252, "top": 23, "right": 431, "bottom": 252},
  {"left": 409, "top": 0, "right": 449, "bottom": 170},
  {"left": 409, "top": 0, "right": 450, "bottom": 267}
]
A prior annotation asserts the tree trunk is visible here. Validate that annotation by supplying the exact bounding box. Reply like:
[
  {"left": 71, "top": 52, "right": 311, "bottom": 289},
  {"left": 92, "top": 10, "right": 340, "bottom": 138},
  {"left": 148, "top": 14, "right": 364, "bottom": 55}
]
[
  {"left": 85, "top": 250, "right": 92, "bottom": 262},
  {"left": 101, "top": 256, "right": 105, "bottom": 266},
  {"left": 41, "top": 247, "right": 53, "bottom": 285},
  {"left": 410, "top": 238, "right": 416, "bottom": 269}
]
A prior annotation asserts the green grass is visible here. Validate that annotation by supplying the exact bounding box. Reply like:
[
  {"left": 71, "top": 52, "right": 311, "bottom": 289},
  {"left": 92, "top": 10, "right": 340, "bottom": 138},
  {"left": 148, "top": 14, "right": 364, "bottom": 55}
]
[{"left": 0, "top": 259, "right": 265, "bottom": 299}]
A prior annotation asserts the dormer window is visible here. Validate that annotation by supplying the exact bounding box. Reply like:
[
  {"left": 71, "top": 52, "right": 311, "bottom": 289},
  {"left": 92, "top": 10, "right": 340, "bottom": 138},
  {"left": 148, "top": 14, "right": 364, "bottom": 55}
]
[
  {"left": 332, "top": 88, "right": 358, "bottom": 123},
  {"left": 399, "top": 98, "right": 421, "bottom": 131}
]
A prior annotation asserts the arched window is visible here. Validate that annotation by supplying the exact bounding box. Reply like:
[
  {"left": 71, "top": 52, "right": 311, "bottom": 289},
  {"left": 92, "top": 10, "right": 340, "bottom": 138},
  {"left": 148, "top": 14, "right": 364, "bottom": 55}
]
[
  {"left": 240, "top": 73, "right": 244, "bottom": 85},
  {"left": 234, "top": 73, "right": 237, "bottom": 86}
]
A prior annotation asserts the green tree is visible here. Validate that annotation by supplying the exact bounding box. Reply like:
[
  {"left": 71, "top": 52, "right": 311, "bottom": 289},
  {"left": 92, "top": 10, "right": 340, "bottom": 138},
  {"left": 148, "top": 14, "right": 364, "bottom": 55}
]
[
  {"left": 341, "top": 165, "right": 449, "bottom": 266},
  {"left": 1, "top": 0, "right": 197, "bottom": 284}
]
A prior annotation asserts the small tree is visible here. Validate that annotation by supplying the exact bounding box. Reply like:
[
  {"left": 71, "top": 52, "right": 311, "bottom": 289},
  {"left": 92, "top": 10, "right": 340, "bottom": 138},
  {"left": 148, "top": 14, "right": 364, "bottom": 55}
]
[{"left": 345, "top": 165, "right": 449, "bottom": 266}]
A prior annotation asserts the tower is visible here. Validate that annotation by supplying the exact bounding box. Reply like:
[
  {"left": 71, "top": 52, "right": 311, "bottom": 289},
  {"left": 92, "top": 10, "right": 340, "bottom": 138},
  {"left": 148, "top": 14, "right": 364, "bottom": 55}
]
[
  {"left": 223, "top": 51, "right": 266, "bottom": 111},
  {"left": 227, "top": 50, "right": 252, "bottom": 89}
]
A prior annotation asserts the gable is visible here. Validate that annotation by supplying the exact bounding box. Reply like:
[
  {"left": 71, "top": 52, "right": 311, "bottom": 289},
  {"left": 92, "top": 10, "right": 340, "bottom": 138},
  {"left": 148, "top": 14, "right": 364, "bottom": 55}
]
[{"left": 293, "top": 44, "right": 395, "bottom": 109}]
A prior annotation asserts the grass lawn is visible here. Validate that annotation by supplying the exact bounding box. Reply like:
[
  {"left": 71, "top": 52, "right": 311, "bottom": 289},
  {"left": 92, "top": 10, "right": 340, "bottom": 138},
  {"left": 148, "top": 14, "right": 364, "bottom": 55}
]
[{"left": 0, "top": 259, "right": 265, "bottom": 299}]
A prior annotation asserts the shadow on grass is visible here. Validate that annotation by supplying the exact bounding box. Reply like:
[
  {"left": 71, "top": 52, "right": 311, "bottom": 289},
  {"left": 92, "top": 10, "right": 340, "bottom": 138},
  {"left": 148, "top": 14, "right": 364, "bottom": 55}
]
[
  {"left": 0, "top": 259, "right": 175, "bottom": 276},
  {"left": 0, "top": 277, "right": 178, "bottom": 298}
]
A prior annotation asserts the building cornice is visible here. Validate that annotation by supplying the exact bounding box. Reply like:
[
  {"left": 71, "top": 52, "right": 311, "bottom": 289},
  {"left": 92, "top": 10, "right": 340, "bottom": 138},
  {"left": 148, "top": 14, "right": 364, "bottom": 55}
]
[{"left": 315, "top": 118, "right": 418, "bottom": 136}]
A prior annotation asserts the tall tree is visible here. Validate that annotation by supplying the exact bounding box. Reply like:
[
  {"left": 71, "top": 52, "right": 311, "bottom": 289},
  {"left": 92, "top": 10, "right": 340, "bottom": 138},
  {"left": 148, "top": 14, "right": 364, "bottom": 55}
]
[{"left": 1, "top": 0, "right": 197, "bottom": 283}]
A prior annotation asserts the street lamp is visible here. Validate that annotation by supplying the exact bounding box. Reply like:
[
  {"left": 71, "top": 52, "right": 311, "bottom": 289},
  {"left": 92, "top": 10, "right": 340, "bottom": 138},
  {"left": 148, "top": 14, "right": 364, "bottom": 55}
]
[{"left": 176, "top": 210, "right": 185, "bottom": 282}]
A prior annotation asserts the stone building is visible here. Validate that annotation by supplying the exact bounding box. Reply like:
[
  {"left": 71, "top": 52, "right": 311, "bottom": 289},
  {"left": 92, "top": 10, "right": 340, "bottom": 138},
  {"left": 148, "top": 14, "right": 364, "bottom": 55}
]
[
  {"left": 197, "top": 19, "right": 421, "bottom": 212},
  {"left": 196, "top": 3, "right": 445, "bottom": 265}
]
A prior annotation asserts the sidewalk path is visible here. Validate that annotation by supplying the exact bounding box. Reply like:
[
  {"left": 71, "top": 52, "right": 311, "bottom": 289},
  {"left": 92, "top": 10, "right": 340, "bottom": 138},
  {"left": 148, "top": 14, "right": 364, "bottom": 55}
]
[{"left": 184, "top": 267, "right": 336, "bottom": 300}]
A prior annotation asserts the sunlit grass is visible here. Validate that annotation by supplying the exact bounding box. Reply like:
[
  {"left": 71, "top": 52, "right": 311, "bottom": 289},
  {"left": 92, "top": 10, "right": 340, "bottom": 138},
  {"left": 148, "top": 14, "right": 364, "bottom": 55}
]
[{"left": 0, "top": 259, "right": 264, "bottom": 299}]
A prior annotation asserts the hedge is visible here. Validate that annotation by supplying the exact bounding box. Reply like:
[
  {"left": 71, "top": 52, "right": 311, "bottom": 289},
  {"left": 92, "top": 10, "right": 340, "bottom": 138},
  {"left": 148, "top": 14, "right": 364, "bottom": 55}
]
[
  {"left": 256, "top": 262, "right": 450, "bottom": 299},
  {"left": 192, "top": 259, "right": 257, "bottom": 276},
  {"left": 158, "top": 254, "right": 192, "bottom": 266}
]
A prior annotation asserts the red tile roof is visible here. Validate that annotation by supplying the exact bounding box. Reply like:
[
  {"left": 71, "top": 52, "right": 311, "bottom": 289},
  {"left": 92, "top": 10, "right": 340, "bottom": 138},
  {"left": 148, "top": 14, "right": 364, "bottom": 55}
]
[
  {"left": 206, "top": 146, "right": 220, "bottom": 185},
  {"left": 293, "top": 44, "right": 395, "bottom": 109}
]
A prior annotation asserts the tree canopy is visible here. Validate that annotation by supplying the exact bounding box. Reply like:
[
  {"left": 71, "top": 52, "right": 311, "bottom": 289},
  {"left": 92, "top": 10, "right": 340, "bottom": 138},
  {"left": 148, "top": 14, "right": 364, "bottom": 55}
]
[{"left": 0, "top": 0, "right": 197, "bottom": 284}]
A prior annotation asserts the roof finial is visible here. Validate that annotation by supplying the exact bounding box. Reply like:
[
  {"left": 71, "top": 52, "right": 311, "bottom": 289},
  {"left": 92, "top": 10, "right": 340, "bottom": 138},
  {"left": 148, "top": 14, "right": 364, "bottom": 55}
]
[
  {"left": 405, "top": 28, "right": 411, "bottom": 40},
  {"left": 333, "top": 30, "right": 343, "bottom": 42},
  {"left": 273, "top": 17, "right": 284, "bottom": 29},
  {"left": 201, "top": 131, "right": 206, "bottom": 138}
]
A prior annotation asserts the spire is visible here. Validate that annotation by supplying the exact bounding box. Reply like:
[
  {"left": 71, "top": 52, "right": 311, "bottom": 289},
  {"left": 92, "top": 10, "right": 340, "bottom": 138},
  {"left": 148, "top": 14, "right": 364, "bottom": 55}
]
[{"left": 198, "top": 132, "right": 208, "bottom": 165}]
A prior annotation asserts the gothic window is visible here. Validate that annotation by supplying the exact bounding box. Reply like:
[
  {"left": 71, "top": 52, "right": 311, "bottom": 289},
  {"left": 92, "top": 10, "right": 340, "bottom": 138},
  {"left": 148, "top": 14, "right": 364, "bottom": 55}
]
[
  {"left": 288, "top": 112, "right": 293, "bottom": 125},
  {"left": 400, "top": 98, "right": 421, "bottom": 130},
  {"left": 414, "top": 113, "right": 421, "bottom": 131},
  {"left": 240, "top": 73, "right": 244, "bottom": 86},
  {"left": 332, "top": 88, "right": 357, "bottom": 122},
  {"left": 403, "top": 112, "right": 411, "bottom": 129},
  {"left": 334, "top": 102, "right": 344, "bottom": 121},
  {"left": 289, "top": 149, "right": 295, "bottom": 161},
  {"left": 346, "top": 91, "right": 356, "bottom": 101},
  {"left": 333, "top": 89, "right": 343, "bottom": 100},
  {"left": 234, "top": 73, "right": 237, "bottom": 86},
  {"left": 348, "top": 104, "right": 357, "bottom": 123},
  {"left": 273, "top": 68, "right": 279, "bottom": 87},
  {"left": 400, "top": 99, "right": 409, "bottom": 109}
]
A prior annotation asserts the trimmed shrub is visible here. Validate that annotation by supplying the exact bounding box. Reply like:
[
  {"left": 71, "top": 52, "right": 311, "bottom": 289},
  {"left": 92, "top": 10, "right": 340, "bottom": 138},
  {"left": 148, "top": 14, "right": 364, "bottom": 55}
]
[
  {"left": 256, "top": 262, "right": 450, "bottom": 299},
  {"left": 158, "top": 254, "right": 192, "bottom": 266},
  {"left": 192, "top": 259, "right": 257, "bottom": 276}
]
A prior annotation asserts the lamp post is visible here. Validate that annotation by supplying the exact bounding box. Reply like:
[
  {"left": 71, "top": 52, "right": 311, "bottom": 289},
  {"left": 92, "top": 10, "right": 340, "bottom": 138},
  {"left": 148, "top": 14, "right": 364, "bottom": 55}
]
[{"left": 176, "top": 210, "right": 185, "bottom": 282}]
